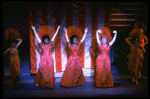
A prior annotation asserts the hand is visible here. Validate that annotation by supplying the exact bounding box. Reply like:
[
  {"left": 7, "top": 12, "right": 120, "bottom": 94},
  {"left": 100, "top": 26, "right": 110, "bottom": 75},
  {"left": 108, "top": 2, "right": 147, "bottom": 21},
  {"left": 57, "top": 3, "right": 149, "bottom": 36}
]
[
  {"left": 85, "top": 28, "right": 88, "bottom": 33},
  {"left": 113, "top": 30, "right": 117, "bottom": 34},
  {"left": 31, "top": 26, "right": 35, "bottom": 30},
  {"left": 96, "top": 29, "right": 102, "bottom": 34},
  {"left": 58, "top": 25, "right": 61, "bottom": 29},
  {"left": 56, "top": 25, "right": 61, "bottom": 32}
]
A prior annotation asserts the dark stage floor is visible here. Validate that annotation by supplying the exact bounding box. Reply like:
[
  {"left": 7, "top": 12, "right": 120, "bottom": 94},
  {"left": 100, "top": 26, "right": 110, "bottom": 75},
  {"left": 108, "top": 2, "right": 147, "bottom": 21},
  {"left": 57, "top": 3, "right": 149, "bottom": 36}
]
[{"left": 3, "top": 56, "right": 148, "bottom": 98}]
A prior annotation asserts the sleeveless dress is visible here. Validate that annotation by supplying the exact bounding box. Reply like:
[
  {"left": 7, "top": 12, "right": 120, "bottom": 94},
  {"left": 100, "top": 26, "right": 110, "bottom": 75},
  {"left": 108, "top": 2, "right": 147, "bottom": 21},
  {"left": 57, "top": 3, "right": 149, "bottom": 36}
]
[
  {"left": 127, "top": 44, "right": 141, "bottom": 76},
  {"left": 93, "top": 44, "right": 114, "bottom": 88},
  {"left": 10, "top": 49, "right": 20, "bottom": 78},
  {"left": 60, "top": 44, "right": 86, "bottom": 87},
  {"left": 34, "top": 44, "right": 55, "bottom": 88}
]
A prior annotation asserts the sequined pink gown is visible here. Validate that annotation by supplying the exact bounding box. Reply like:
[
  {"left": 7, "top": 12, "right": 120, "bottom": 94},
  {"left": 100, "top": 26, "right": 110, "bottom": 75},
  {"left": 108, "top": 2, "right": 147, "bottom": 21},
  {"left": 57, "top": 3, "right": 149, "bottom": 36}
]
[
  {"left": 93, "top": 44, "right": 114, "bottom": 88},
  {"left": 34, "top": 44, "right": 55, "bottom": 88},
  {"left": 60, "top": 44, "right": 86, "bottom": 87}
]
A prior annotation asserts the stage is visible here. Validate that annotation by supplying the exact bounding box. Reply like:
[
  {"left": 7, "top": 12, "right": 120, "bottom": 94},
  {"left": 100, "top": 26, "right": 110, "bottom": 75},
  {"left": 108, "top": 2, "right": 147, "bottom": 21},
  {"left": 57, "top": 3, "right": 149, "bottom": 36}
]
[
  {"left": 3, "top": 56, "right": 148, "bottom": 98},
  {"left": 2, "top": 2, "right": 148, "bottom": 97}
]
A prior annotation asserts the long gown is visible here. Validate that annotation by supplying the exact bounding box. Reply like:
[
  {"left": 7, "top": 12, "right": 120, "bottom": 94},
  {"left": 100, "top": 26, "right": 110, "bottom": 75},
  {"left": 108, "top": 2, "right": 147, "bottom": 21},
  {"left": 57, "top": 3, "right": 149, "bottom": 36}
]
[
  {"left": 60, "top": 44, "right": 86, "bottom": 87},
  {"left": 127, "top": 44, "right": 142, "bottom": 76},
  {"left": 93, "top": 44, "right": 114, "bottom": 88},
  {"left": 34, "top": 44, "right": 55, "bottom": 88},
  {"left": 10, "top": 49, "right": 20, "bottom": 78}
]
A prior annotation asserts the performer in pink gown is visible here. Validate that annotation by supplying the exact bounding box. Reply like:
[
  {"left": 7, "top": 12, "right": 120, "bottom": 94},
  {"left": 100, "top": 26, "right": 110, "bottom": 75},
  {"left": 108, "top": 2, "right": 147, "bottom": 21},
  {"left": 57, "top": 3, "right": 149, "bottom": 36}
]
[
  {"left": 60, "top": 26, "right": 88, "bottom": 87},
  {"left": 31, "top": 25, "right": 60, "bottom": 88},
  {"left": 93, "top": 27, "right": 117, "bottom": 88}
]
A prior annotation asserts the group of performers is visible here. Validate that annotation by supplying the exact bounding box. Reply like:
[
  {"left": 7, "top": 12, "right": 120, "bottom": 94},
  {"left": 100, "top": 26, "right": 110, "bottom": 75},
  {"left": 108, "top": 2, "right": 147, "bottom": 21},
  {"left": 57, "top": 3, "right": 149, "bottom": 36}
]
[{"left": 4, "top": 21, "right": 148, "bottom": 89}]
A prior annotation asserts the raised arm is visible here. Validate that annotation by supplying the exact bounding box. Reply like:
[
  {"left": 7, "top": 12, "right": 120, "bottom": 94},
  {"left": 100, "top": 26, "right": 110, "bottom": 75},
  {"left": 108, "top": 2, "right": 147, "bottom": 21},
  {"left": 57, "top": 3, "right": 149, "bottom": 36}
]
[
  {"left": 15, "top": 38, "right": 23, "bottom": 49},
  {"left": 31, "top": 26, "right": 43, "bottom": 55},
  {"left": 109, "top": 30, "right": 117, "bottom": 46},
  {"left": 79, "top": 28, "right": 88, "bottom": 46},
  {"left": 31, "top": 26, "right": 41, "bottom": 43},
  {"left": 64, "top": 27, "right": 69, "bottom": 42},
  {"left": 96, "top": 29, "right": 101, "bottom": 47},
  {"left": 51, "top": 25, "right": 61, "bottom": 42},
  {"left": 64, "top": 27, "right": 71, "bottom": 48}
]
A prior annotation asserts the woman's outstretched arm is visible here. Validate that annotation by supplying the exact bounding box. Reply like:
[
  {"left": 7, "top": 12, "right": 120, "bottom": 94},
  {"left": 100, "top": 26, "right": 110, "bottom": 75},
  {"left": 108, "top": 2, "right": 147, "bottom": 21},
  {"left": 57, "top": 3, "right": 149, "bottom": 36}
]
[
  {"left": 31, "top": 25, "right": 43, "bottom": 55},
  {"left": 51, "top": 25, "right": 61, "bottom": 42},
  {"left": 31, "top": 25, "right": 41, "bottom": 43},
  {"left": 50, "top": 25, "right": 61, "bottom": 47},
  {"left": 64, "top": 27, "right": 71, "bottom": 48},
  {"left": 109, "top": 30, "right": 117, "bottom": 46},
  {"left": 96, "top": 29, "right": 101, "bottom": 47},
  {"left": 79, "top": 28, "right": 88, "bottom": 46},
  {"left": 15, "top": 38, "right": 23, "bottom": 49}
]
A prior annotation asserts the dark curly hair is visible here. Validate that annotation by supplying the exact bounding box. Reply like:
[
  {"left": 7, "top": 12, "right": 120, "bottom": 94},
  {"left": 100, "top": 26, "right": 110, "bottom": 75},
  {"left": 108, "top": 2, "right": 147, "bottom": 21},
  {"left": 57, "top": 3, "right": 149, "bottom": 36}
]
[
  {"left": 70, "top": 35, "right": 78, "bottom": 44},
  {"left": 42, "top": 35, "right": 50, "bottom": 43}
]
